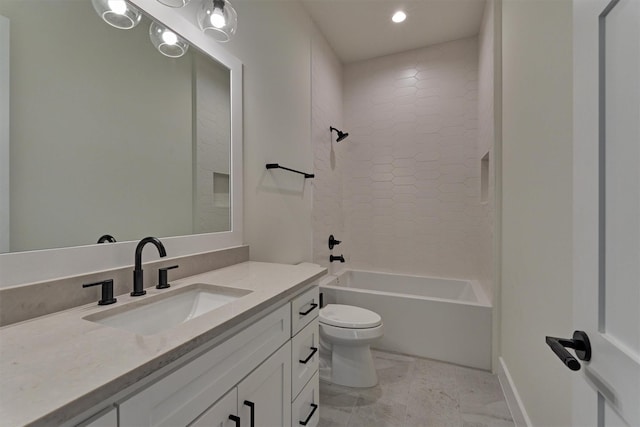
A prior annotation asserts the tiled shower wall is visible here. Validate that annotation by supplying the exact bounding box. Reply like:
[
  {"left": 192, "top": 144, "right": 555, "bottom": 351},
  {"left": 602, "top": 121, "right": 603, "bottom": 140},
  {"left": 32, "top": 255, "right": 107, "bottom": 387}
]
[
  {"left": 342, "top": 38, "right": 484, "bottom": 283},
  {"left": 311, "top": 31, "right": 347, "bottom": 272},
  {"left": 194, "top": 54, "right": 231, "bottom": 234}
]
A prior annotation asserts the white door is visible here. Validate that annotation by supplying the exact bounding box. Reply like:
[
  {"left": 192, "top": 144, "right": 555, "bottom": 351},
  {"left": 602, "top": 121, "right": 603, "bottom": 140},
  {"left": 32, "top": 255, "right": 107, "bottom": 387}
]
[{"left": 572, "top": 0, "right": 640, "bottom": 426}]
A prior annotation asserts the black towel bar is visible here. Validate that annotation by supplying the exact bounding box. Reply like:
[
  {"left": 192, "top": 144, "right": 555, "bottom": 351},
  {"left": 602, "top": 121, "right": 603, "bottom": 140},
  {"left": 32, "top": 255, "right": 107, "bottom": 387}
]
[{"left": 266, "top": 163, "right": 314, "bottom": 179}]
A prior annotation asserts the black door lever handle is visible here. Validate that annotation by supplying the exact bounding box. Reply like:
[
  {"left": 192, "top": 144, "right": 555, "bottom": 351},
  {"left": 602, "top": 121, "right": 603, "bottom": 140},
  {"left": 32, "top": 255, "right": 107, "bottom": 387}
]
[{"left": 545, "top": 330, "right": 591, "bottom": 371}]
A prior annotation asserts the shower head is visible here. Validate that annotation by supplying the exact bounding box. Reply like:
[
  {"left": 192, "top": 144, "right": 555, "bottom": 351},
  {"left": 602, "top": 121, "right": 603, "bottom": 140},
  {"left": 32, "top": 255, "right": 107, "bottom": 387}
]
[{"left": 330, "top": 126, "right": 349, "bottom": 142}]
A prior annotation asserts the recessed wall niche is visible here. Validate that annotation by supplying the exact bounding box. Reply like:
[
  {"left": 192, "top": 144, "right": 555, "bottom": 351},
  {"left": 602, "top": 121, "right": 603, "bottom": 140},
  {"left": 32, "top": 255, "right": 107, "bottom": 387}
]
[{"left": 481, "top": 151, "right": 490, "bottom": 204}]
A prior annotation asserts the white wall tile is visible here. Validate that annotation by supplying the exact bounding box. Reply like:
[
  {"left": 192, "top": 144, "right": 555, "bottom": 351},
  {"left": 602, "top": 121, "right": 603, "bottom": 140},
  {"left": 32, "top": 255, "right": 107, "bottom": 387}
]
[
  {"left": 342, "top": 37, "right": 485, "bottom": 281},
  {"left": 311, "top": 34, "right": 494, "bottom": 297},
  {"left": 311, "top": 31, "right": 346, "bottom": 270}
]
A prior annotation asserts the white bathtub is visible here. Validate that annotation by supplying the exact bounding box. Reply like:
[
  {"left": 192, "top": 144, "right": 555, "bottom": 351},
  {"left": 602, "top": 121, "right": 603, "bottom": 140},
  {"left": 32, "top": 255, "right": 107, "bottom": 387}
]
[{"left": 320, "top": 270, "right": 492, "bottom": 370}]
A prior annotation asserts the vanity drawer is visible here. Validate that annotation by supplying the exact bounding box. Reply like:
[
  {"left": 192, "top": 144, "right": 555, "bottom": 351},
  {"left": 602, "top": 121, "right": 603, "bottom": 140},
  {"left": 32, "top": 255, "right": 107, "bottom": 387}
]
[
  {"left": 292, "top": 372, "right": 320, "bottom": 427},
  {"left": 291, "top": 319, "right": 319, "bottom": 399},
  {"left": 291, "top": 285, "right": 319, "bottom": 336},
  {"left": 118, "top": 304, "right": 290, "bottom": 427}
]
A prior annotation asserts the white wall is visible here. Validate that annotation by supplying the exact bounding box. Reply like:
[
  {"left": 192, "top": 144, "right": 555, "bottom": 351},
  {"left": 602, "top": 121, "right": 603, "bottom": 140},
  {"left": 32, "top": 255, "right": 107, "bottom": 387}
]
[
  {"left": 342, "top": 38, "right": 483, "bottom": 281},
  {"left": 225, "top": 0, "right": 316, "bottom": 264},
  {"left": 311, "top": 28, "right": 345, "bottom": 272},
  {"left": 500, "top": 0, "right": 573, "bottom": 425}
]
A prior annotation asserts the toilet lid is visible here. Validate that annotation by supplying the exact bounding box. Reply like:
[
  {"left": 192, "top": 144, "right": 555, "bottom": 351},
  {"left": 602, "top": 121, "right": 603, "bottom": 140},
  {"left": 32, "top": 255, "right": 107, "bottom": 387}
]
[{"left": 319, "top": 304, "right": 382, "bottom": 329}]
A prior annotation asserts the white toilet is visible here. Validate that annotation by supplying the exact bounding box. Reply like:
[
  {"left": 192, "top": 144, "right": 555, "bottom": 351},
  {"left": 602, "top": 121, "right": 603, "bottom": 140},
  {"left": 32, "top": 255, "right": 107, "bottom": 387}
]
[{"left": 319, "top": 304, "right": 384, "bottom": 388}]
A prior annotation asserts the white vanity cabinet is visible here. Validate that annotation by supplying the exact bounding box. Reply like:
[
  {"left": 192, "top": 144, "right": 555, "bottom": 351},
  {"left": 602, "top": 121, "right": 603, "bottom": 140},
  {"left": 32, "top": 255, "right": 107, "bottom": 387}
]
[
  {"left": 237, "top": 342, "right": 292, "bottom": 427},
  {"left": 114, "top": 282, "right": 321, "bottom": 427},
  {"left": 292, "top": 372, "right": 320, "bottom": 427},
  {"left": 118, "top": 304, "right": 291, "bottom": 426},
  {"left": 290, "top": 286, "right": 320, "bottom": 427},
  {"left": 189, "top": 388, "right": 237, "bottom": 427},
  {"left": 191, "top": 342, "right": 291, "bottom": 427},
  {"left": 292, "top": 319, "right": 319, "bottom": 398},
  {"left": 291, "top": 286, "right": 320, "bottom": 335}
]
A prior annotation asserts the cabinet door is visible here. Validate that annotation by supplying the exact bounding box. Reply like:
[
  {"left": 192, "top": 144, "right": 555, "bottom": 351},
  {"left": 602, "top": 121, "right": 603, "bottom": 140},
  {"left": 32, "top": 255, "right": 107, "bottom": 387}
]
[
  {"left": 190, "top": 389, "right": 238, "bottom": 427},
  {"left": 238, "top": 342, "right": 292, "bottom": 427}
]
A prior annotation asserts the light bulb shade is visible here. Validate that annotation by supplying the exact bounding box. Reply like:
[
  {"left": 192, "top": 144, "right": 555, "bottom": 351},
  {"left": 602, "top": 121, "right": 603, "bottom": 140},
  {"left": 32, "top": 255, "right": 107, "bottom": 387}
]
[
  {"left": 155, "top": 0, "right": 191, "bottom": 8},
  {"left": 197, "top": 0, "right": 237, "bottom": 42},
  {"left": 91, "top": 0, "right": 142, "bottom": 29},
  {"left": 149, "top": 22, "right": 189, "bottom": 58}
]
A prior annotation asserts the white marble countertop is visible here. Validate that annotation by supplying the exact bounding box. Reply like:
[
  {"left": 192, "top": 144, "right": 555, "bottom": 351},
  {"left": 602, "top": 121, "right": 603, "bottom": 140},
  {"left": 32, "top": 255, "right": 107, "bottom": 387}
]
[{"left": 0, "top": 261, "right": 326, "bottom": 427}]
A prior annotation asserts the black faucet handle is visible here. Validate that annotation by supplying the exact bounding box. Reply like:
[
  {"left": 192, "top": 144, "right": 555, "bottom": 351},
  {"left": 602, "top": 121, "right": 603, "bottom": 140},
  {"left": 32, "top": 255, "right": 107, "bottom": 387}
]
[
  {"left": 157, "top": 265, "right": 179, "bottom": 289},
  {"left": 328, "top": 235, "right": 342, "bottom": 250},
  {"left": 83, "top": 279, "right": 117, "bottom": 305}
]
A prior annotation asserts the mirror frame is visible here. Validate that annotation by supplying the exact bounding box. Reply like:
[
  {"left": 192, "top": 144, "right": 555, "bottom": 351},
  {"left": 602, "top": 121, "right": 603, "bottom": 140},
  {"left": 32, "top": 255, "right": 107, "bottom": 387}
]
[{"left": 0, "top": 0, "right": 243, "bottom": 287}]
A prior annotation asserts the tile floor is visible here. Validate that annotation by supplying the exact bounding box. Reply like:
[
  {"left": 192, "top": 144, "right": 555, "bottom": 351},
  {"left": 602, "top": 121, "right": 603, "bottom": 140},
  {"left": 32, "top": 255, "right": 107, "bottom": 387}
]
[{"left": 318, "top": 350, "right": 514, "bottom": 427}]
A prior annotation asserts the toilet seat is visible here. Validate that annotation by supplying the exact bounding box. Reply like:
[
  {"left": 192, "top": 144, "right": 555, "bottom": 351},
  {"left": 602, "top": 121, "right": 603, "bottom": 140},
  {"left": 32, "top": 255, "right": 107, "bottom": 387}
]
[{"left": 319, "top": 304, "right": 382, "bottom": 329}]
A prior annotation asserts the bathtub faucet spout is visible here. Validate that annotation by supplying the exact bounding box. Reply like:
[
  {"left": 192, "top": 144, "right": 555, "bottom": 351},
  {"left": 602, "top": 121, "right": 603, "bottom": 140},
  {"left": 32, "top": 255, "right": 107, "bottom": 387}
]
[{"left": 330, "top": 255, "right": 345, "bottom": 263}]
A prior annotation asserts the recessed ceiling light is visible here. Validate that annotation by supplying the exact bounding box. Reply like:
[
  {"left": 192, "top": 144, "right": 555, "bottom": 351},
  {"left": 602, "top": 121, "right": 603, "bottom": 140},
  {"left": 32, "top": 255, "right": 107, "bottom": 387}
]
[{"left": 392, "top": 11, "right": 406, "bottom": 23}]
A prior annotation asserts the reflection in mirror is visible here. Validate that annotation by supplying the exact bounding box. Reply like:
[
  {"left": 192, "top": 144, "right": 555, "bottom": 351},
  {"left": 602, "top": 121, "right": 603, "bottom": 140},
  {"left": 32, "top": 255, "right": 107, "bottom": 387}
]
[{"left": 0, "top": 0, "right": 231, "bottom": 253}]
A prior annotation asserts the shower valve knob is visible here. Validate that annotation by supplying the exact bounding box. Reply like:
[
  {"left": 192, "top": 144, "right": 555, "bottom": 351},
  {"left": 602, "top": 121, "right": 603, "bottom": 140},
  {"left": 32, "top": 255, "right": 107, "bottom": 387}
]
[
  {"left": 328, "top": 235, "right": 341, "bottom": 250},
  {"left": 330, "top": 254, "right": 345, "bottom": 263}
]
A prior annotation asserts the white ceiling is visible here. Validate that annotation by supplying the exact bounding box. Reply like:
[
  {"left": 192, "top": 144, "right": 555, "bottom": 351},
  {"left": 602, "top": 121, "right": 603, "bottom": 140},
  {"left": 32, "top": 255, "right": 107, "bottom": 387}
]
[{"left": 300, "top": 0, "right": 486, "bottom": 63}]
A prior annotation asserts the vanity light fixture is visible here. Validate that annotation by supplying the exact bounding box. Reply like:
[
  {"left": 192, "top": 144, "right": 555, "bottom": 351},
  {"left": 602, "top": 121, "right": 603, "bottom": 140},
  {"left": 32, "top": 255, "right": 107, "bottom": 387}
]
[
  {"left": 149, "top": 21, "right": 190, "bottom": 58},
  {"left": 91, "top": 0, "right": 142, "bottom": 29},
  {"left": 198, "top": 0, "right": 238, "bottom": 42},
  {"left": 392, "top": 10, "right": 407, "bottom": 23},
  {"left": 156, "top": 0, "right": 191, "bottom": 7}
]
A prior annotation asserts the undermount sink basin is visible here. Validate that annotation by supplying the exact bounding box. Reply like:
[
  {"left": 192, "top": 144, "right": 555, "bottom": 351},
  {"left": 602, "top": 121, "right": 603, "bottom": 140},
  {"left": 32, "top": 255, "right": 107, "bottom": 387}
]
[{"left": 84, "top": 283, "right": 252, "bottom": 336}]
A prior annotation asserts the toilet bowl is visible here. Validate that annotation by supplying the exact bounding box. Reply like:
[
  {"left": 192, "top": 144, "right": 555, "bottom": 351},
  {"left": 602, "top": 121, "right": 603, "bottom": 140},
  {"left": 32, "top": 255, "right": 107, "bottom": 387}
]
[{"left": 319, "top": 304, "right": 383, "bottom": 388}]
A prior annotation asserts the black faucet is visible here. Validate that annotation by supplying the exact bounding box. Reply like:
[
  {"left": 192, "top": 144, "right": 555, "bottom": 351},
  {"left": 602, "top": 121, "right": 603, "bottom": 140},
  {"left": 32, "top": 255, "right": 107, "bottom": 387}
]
[
  {"left": 330, "top": 254, "right": 345, "bottom": 263},
  {"left": 131, "top": 237, "right": 167, "bottom": 296}
]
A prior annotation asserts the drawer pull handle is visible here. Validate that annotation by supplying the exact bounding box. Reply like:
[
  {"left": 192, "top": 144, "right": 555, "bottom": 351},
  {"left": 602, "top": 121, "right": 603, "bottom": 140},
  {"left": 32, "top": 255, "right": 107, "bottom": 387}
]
[
  {"left": 299, "top": 347, "right": 318, "bottom": 364},
  {"left": 299, "top": 403, "right": 318, "bottom": 426},
  {"left": 243, "top": 400, "right": 255, "bottom": 427},
  {"left": 228, "top": 415, "right": 241, "bottom": 427},
  {"left": 299, "top": 303, "right": 318, "bottom": 316}
]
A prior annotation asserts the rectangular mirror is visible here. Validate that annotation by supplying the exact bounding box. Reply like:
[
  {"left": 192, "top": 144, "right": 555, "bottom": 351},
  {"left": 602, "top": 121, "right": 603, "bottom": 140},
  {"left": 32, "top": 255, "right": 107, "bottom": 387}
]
[{"left": 0, "top": 0, "right": 233, "bottom": 253}]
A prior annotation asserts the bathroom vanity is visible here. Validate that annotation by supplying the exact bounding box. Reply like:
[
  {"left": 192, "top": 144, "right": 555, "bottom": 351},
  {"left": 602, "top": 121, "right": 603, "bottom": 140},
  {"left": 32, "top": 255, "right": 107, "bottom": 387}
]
[{"left": 0, "top": 262, "right": 325, "bottom": 427}]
